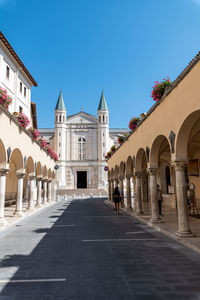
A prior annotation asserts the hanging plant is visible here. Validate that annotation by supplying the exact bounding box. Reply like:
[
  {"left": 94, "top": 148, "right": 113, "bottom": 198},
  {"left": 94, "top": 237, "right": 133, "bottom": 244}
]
[
  {"left": 45, "top": 146, "right": 58, "bottom": 161},
  {"left": 38, "top": 137, "right": 48, "bottom": 148},
  {"left": 28, "top": 127, "right": 40, "bottom": 140},
  {"left": 151, "top": 77, "right": 172, "bottom": 102},
  {"left": 0, "top": 87, "right": 12, "bottom": 109},
  {"left": 128, "top": 117, "right": 140, "bottom": 131},
  {"left": 13, "top": 112, "right": 30, "bottom": 128},
  {"left": 111, "top": 145, "right": 116, "bottom": 153},
  {"left": 118, "top": 134, "right": 128, "bottom": 145}
]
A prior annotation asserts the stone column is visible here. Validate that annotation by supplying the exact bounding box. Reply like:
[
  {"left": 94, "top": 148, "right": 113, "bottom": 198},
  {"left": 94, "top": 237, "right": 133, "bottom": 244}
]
[
  {"left": 53, "top": 180, "right": 57, "bottom": 202},
  {"left": 0, "top": 168, "right": 9, "bottom": 226},
  {"left": 15, "top": 170, "right": 25, "bottom": 217},
  {"left": 43, "top": 178, "right": 48, "bottom": 204},
  {"left": 126, "top": 175, "right": 132, "bottom": 211},
  {"left": 27, "top": 174, "right": 36, "bottom": 212},
  {"left": 48, "top": 179, "right": 52, "bottom": 203},
  {"left": 111, "top": 179, "right": 114, "bottom": 202},
  {"left": 108, "top": 180, "right": 112, "bottom": 201},
  {"left": 135, "top": 172, "right": 143, "bottom": 215},
  {"left": 119, "top": 176, "right": 124, "bottom": 207},
  {"left": 173, "top": 161, "right": 193, "bottom": 237},
  {"left": 36, "top": 176, "right": 43, "bottom": 208},
  {"left": 149, "top": 168, "right": 162, "bottom": 223}
]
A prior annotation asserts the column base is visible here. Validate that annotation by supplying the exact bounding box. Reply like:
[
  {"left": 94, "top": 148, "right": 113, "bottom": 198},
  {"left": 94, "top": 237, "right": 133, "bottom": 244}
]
[
  {"left": 35, "top": 203, "right": 42, "bottom": 208},
  {"left": 0, "top": 218, "right": 6, "bottom": 227},
  {"left": 14, "top": 211, "right": 24, "bottom": 217},
  {"left": 136, "top": 211, "right": 144, "bottom": 216},
  {"left": 149, "top": 217, "right": 163, "bottom": 224},
  {"left": 126, "top": 207, "right": 133, "bottom": 213},
  {"left": 26, "top": 207, "right": 35, "bottom": 212},
  {"left": 175, "top": 230, "right": 194, "bottom": 238}
]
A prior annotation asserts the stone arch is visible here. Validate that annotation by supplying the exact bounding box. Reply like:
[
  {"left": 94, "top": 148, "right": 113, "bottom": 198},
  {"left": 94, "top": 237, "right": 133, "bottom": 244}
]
[
  {"left": 43, "top": 166, "right": 47, "bottom": 178},
  {"left": 135, "top": 148, "right": 146, "bottom": 172},
  {"left": 0, "top": 139, "right": 7, "bottom": 168},
  {"left": 176, "top": 110, "right": 200, "bottom": 160},
  {"left": 110, "top": 168, "right": 114, "bottom": 180},
  {"left": 52, "top": 170, "right": 55, "bottom": 179},
  {"left": 26, "top": 157, "right": 35, "bottom": 175},
  {"left": 48, "top": 168, "right": 52, "bottom": 179},
  {"left": 150, "top": 135, "right": 171, "bottom": 169},
  {"left": 114, "top": 165, "right": 119, "bottom": 179},
  {"left": 36, "top": 162, "right": 42, "bottom": 176},
  {"left": 119, "top": 161, "right": 125, "bottom": 178},
  {"left": 126, "top": 156, "right": 133, "bottom": 176},
  {"left": 6, "top": 148, "right": 23, "bottom": 203}
]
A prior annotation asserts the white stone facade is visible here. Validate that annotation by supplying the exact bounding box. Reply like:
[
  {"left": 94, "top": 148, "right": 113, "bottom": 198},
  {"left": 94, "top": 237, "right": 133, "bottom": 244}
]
[
  {"left": 40, "top": 93, "right": 128, "bottom": 190},
  {"left": 0, "top": 35, "right": 36, "bottom": 124}
]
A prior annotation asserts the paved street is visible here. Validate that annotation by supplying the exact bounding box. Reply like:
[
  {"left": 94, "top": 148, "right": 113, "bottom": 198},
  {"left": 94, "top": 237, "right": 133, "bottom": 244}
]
[{"left": 0, "top": 199, "right": 200, "bottom": 299}]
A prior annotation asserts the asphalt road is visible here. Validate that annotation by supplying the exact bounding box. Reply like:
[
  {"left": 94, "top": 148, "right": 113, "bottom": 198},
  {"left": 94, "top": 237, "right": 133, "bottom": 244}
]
[{"left": 0, "top": 198, "right": 200, "bottom": 299}]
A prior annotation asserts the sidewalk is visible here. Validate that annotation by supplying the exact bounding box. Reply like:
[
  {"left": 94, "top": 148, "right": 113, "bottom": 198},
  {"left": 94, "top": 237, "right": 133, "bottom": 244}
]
[
  {"left": 2, "top": 200, "right": 58, "bottom": 230},
  {"left": 105, "top": 200, "right": 200, "bottom": 254}
]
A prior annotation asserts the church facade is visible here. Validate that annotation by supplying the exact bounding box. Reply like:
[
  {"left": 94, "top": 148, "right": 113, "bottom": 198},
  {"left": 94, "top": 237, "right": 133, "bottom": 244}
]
[{"left": 40, "top": 91, "right": 128, "bottom": 190}]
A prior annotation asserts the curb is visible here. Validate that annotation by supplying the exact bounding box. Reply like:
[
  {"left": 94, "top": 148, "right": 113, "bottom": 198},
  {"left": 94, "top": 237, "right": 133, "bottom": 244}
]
[{"left": 104, "top": 200, "right": 200, "bottom": 255}]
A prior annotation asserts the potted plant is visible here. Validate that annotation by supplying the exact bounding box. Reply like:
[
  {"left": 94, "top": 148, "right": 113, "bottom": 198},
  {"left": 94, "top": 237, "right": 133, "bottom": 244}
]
[
  {"left": 0, "top": 87, "right": 12, "bottom": 109},
  {"left": 128, "top": 117, "right": 140, "bottom": 131},
  {"left": 151, "top": 77, "right": 172, "bottom": 102},
  {"left": 111, "top": 145, "right": 116, "bottom": 153}
]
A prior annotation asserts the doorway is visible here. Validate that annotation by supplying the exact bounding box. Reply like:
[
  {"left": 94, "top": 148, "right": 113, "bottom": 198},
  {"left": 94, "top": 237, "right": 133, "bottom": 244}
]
[{"left": 77, "top": 171, "right": 87, "bottom": 188}]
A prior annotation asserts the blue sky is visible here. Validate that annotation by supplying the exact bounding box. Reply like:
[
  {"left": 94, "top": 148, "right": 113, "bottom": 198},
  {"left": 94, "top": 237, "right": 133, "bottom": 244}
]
[{"left": 1, "top": 0, "right": 200, "bottom": 129}]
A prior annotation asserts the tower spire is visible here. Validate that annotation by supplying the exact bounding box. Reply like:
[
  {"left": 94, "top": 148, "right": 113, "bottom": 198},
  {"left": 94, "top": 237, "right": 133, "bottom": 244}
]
[
  {"left": 55, "top": 90, "right": 66, "bottom": 110},
  {"left": 98, "top": 90, "right": 108, "bottom": 111}
]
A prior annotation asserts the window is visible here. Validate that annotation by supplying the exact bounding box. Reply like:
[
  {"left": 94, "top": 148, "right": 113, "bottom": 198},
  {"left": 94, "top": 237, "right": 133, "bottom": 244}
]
[
  {"left": 103, "top": 142, "right": 105, "bottom": 147},
  {"left": 59, "top": 142, "right": 61, "bottom": 146},
  {"left": 63, "top": 116, "right": 65, "bottom": 122},
  {"left": 24, "top": 87, "right": 26, "bottom": 97},
  {"left": 20, "top": 82, "right": 22, "bottom": 93},
  {"left": 78, "top": 137, "right": 86, "bottom": 160},
  {"left": 103, "top": 115, "right": 105, "bottom": 122},
  {"left": 59, "top": 153, "right": 60, "bottom": 157},
  {"left": 103, "top": 132, "right": 104, "bottom": 137},
  {"left": 59, "top": 132, "right": 61, "bottom": 136},
  {"left": 56, "top": 116, "right": 58, "bottom": 122},
  {"left": 6, "top": 66, "right": 10, "bottom": 79},
  {"left": 19, "top": 106, "right": 23, "bottom": 113},
  {"left": 106, "top": 116, "right": 108, "bottom": 123},
  {"left": 99, "top": 116, "right": 101, "bottom": 122},
  {"left": 59, "top": 115, "right": 61, "bottom": 122}
]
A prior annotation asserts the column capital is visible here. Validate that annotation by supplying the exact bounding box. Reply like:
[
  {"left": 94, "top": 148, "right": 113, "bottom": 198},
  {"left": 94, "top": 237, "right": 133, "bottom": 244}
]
[
  {"left": 48, "top": 178, "right": 52, "bottom": 183},
  {"left": 42, "top": 177, "right": 48, "bottom": 182},
  {"left": 37, "top": 175, "right": 43, "bottom": 181},
  {"left": 171, "top": 161, "right": 188, "bottom": 171},
  {"left": 148, "top": 168, "right": 158, "bottom": 176},
  {"left": 16, "top": 170, "right": 25, "bottom": 178},
  {"left": 135, "top": 171, "right": 143, "bottom": 178},
  {"left": 0, "top": 168, "right": 9, "bottom": 176}
]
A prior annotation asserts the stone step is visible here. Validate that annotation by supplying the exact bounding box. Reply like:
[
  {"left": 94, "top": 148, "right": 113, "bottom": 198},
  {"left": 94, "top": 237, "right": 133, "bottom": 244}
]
[{"left": 57, "top": 188, "right": 108, "bottom": 196}]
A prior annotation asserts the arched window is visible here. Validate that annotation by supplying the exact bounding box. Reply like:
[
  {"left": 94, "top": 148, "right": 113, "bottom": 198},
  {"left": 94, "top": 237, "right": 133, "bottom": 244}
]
[
  {"left": 56, "top": 116, "right": 58, "bottom": 122},
  {"left": 106, "top": 116, "right": 108, "bottom": 123},
  {"left": 63, "top": 116, "right": 65, "bottom": 122},
  {"left": 59, "top": 115, "right": 61, "bottom": 122},
  {"left": 99, "top": 116, "right": 101, "bottom": 122},
  {"left": 78, "top": 137, "right": 86, "bottom": 160},
  {"left": 103, "top": 115, "right": 105, "bottom": 123}
]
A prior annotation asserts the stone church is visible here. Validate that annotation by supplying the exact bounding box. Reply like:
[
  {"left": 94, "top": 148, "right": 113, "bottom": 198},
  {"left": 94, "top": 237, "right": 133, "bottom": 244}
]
[{"left": 40, "top": 91, "right": 128, "bottom": 190}]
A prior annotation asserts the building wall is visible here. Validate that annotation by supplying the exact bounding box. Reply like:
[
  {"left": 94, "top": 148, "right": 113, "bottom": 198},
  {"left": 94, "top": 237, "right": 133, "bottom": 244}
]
[{"left": 0, "top": 44, "right": 32, "bottom": 124}]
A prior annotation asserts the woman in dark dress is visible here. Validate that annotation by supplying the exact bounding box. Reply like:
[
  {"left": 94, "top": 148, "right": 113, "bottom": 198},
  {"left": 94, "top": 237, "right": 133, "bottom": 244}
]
[{"left": 113, "top": 186, "right": 121, "bottom": 214}]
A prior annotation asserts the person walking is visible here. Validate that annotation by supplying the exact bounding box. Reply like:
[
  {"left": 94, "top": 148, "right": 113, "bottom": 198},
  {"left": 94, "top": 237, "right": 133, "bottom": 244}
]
[
  {"left": 113, "top": 186, "right": 121, "bottom": 214},
  {"left": 157, "top": 184, "right": 163, "bottom": 216}
]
